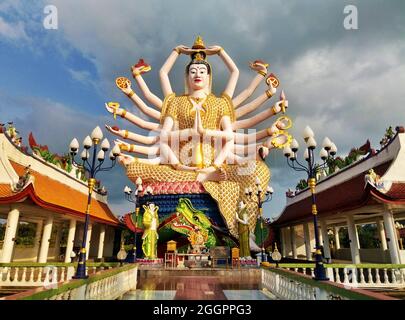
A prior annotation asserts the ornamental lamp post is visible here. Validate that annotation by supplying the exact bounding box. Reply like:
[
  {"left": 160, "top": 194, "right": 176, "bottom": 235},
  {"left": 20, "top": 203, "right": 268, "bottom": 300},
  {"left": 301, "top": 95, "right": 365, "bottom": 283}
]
[
  {"left": 123, "top": 177, "right": 143, "bottom": 263},
  {"left": 245, "top": 179, "right": 274, "bottom": 264},
  {"left": 69, "top": 126, "right": 120, "bottom": 279},
  {"left": 283, "top": 126, "right": 337, "bottom": 281}
]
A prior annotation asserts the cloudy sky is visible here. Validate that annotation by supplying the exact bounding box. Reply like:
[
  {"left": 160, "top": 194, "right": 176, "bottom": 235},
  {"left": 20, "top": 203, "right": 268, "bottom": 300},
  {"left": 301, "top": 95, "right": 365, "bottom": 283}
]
[{"left": 0, "top": 0, "right": 404, "bottom": 220}]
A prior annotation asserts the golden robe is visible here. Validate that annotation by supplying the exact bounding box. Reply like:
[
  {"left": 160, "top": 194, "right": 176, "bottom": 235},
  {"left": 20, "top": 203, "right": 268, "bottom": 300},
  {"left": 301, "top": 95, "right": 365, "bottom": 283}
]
[{"left": 126, "top": 93, "right": 270, "bottom": 238}]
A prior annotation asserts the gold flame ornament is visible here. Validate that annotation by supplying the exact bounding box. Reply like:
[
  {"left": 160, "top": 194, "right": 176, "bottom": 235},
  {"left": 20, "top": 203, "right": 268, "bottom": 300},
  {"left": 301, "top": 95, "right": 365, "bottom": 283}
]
[
  {"left": 192, "top": 35, "right": 206, "bottom": 50},
  {"left": 108, "top": 102, "right": 120, "bottom": 120}
]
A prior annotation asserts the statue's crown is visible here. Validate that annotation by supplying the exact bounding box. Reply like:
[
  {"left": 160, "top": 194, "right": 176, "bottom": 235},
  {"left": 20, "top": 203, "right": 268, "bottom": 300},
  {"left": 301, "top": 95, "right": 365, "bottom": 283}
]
[{"left": 192, "top": 35, "right": 206, "bottom": 50}]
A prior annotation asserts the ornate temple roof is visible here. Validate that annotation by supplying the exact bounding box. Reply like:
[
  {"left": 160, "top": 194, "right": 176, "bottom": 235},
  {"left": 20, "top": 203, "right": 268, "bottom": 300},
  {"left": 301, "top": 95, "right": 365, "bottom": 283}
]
[
  {"left": 0, "top": 131, "right": 120, "bottom": 226},
  {"left": 273, "top": 127, "right": 405, "bottom": 227}
]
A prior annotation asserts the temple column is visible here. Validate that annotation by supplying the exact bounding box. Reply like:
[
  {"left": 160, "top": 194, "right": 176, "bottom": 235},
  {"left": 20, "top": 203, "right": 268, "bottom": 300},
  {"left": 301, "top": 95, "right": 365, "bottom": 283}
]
[
  {"left": 53, "top": 224, "right": 62, "bottom": 261},
  {"left": 320, "top": 219, "right": 331, "bottom": 262},
  {"left": 346, "top": 215, "right": 361, "bottom": 264},
  {"left": 85, "top": 223, "right": 92, "bottom": 260},
  {"left": 376, "top": 219, "right": 388, "bottom": 251},
  {"left": 1, "top": 207, "right": 20, "bottom": 263},
  {"left": 64, "top": 219, "right": 76, "bottom": 263},
  {"left": 303, "top": 222, "right": 312, "bottom": 260},
  {"left": 33, "top": 220, "right": 43, "bottom": 260},
  {"left": 290, "top": 226, "right": 297, "bottom": 259},
  {"left": 334, "top": 227, "right": 341, "bottom": 250},
  {"left": 318, "top": 226, "right": 323, "bottom": 245},
  {"left": 383, "top": 211, "right": 402, "bottom": 264},
  {"left": 280, "top": 228, "right": 287, "bottom": 257},
  {"left": 97, "top": 225, "right": 106, "bottom": 260},
  {"left": 38, "top": 215, "right": 53, "bottom": 263}
]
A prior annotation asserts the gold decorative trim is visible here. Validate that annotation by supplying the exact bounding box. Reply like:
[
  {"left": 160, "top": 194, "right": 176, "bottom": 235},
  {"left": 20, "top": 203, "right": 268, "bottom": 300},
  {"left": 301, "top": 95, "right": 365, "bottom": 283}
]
[
  {"left": 265, "top": 89, "right": 273, "bottom": 99},
  {"left": 258, "top": 70, "right": 267, "bottom": 77},
  {"left": 120, "top": 109, "right": 127, "bottom": 118}
]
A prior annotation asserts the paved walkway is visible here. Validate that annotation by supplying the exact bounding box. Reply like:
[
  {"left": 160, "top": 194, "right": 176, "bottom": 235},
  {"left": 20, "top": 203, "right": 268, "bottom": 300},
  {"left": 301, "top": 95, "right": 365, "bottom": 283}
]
[{"left": 123, "top": 274, "right": 275, "bottom": 300}]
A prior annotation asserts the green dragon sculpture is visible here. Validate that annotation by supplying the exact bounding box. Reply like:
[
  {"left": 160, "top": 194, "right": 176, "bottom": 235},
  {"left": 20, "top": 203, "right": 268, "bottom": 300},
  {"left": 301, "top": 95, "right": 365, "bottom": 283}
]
[{"left": 170, "top": 198, "right": 216, "bottom": 249}]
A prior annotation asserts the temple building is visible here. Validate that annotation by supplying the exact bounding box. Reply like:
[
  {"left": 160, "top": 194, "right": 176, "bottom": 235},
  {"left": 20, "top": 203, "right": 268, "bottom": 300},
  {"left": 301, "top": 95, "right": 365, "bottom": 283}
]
[
  {"left": 0, "top": 125, "right": 122, "bottom": 263},
  {"left": 273, "top": 127, "right": 405, "bottom": 265}
]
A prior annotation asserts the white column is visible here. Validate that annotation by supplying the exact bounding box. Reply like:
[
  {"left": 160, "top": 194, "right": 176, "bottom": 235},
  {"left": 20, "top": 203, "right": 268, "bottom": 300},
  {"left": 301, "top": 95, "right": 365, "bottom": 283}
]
[
  {"left": 318, "top": 226, "right": 323, "bottom": 244},
  {"left": 356, "top": 225, "right": 361, "bottom": 249},
  {"left": 85, "top": 223, "right": 92, "bottom": 260},
  {"left": 376, "top": 219, "right": 388, "bottom": 251},
  {"left": 53, "top": 224, "right": 62, "bottom": 261},
  {"left": 303, "top": 222, "right": 312, "bottom": 260},
  {"left": 383, "top": 211, "right": 402, "bottom": 264},
  {"left": 97, "top": 225, "right": 106, "bottom": 260},
  {"left": 320, "top": 219, "right": 331, "bottom": 261},
  {"left": 38, "top": 215, "right": 53, "bottom": 263},
  {"left": 290, "top": 226, "right": 297, "bottom": 259},
  {"left": 1, "top": 207, "right": 20, "bottom": 263},
  {"left": 33, "top": 220, "right": 43, "bottom": 261},
  {"left": 64, "top": 219, "right": 77, "bottom": 263},
  {"left": 346, "top": 215, "right": 361, "bottom": 264},
  {"left": 280, "top": 228, "right": 287, "bottom": 257},
  {"left": 334, "top": 227, "right": 341, "bottom": 250}
]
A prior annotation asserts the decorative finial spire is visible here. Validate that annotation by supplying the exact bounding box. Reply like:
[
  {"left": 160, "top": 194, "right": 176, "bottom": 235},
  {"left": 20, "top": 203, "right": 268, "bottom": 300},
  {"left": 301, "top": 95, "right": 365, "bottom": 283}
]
[{"left": 192, "top": 35, "right": 206, "bottom": 49}]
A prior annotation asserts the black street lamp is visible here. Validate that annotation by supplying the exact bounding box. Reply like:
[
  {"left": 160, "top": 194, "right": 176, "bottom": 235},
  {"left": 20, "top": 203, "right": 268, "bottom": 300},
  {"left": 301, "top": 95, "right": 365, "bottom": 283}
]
[
  {"left": 69, "top": 127, "right": 120, "bottom": 279},
  {"left": 245, "top": 179, "right": 274, "bottom": 264},
  {"left": 283, "top": 126, "right": 337, "bottom": 281},
  {"left": 123, "top": 177, "right": 144, "bottom": 263}
]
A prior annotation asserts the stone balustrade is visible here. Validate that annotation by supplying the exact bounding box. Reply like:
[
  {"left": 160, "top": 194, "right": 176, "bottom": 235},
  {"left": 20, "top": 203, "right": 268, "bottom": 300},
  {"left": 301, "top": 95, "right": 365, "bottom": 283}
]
[
  {"left": 2, "top": 264, "right": 138, "bottom": 300},
  {"left": 261, "top": 267, "right": 395, "bottom": 300},
  {"left": 280, "top": 265, "right": 405, "bottom": 288},
  {"left": 0, "top": 263, "right": 118, "bottom": 288}
]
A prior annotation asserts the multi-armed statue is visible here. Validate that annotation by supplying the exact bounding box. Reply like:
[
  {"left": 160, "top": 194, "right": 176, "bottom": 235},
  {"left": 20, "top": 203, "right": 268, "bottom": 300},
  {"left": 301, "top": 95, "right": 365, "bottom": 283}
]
[{"left": 105, "top": 36, "right": 292, "bottom": 240}]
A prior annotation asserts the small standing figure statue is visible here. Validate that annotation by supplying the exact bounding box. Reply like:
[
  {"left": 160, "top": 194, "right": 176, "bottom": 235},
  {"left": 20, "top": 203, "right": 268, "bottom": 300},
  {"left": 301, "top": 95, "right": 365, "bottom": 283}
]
[
  {"left": 235, "top": 201, "right": 255, "bottom": 258},
  {"left": 142, "top": 202, "right": 159, "bottom": 259}
]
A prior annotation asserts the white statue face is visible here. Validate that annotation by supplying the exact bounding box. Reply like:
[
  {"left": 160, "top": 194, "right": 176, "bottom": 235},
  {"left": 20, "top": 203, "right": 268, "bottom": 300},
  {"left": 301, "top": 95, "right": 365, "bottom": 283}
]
[{"left": 187, "top": 64, "right": 209, "bottom": 92}]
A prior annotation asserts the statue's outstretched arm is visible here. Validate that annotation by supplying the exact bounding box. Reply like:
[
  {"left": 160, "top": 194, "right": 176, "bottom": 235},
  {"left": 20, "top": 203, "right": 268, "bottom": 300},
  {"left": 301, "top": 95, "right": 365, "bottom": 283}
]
[
  {"left": 115, "top": 139, "right": 159, "bottom": 156},
  {"left": 232, "top": 99, "right": 287, "bottom": 130},
  {"left": 118, "top": 83, "right": 161, "bottom": 121},
  {"left": 105, "top": 125, "right": 159, "bottom": 145},
  {"left": 207, "top": 47, "right": 239, "bottom": 98},
  {"left": 131, "top": 64, "right": 163, "bottom": 109},
  {"left": 117, "top": 152, "right": 161, "bottom": 166},
  {"left": 233, "top": 116, "right": 292, "bottom": 144},
  {"left": 235, "top": 82, "right": 276, "bottom": 118},
  {"left": 233, "top": 61, "right": 268, "bottom": 108},
  {"left": 160, "top": 46, "right": 187, "bottom": 97},
  {"left": 105, "top": 103, "right": 160, "bottom": 131}
]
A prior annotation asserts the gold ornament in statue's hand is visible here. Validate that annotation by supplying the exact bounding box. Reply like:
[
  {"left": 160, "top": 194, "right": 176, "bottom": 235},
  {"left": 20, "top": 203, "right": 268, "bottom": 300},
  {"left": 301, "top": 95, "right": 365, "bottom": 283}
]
[
  {"left": 105, "top": 102, "right": 120, "bottom": 120},
  {"left": 132, "top": 59, "right": 151, "bottom": 77},
  {"left": 275, "top": 116, "right": 292, "bottom": 131},
  {"left": 249, "top": 60, "right": 269, "bottom": 72},
  {"left": 266, "top": 73, "right": 279, "bottom": 88},
  {"left": 115, "top": 77, "right": 131, "bottom": 90}
]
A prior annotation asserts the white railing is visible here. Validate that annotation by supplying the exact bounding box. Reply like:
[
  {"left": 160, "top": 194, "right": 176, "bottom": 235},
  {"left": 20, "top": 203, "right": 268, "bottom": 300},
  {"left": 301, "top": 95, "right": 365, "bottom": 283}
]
[
  {"left": 281, "top": 266, "right": 405, "bottom": 288},
  {"left": 0, "top": 266, "right": 74, "bottom": 287},
  {"left": 46, "top": 265, "right": 138, "bottom": 300},
  {"left": 261, "top": 268, "right": 347, "bottom": 300},
  {"left": 0, "top": 265, "right": 114, "bottom": 287}
]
